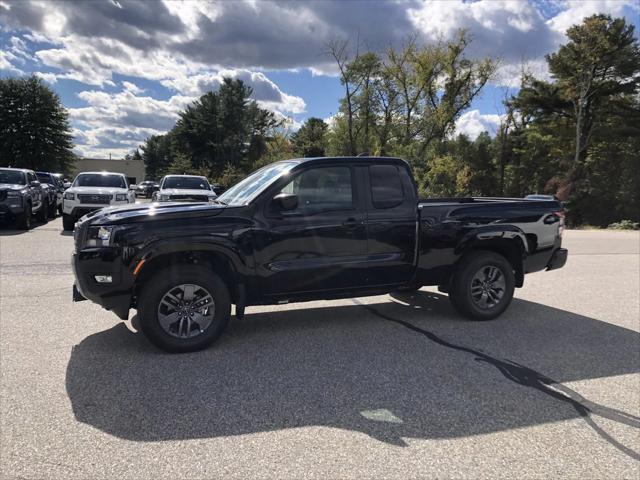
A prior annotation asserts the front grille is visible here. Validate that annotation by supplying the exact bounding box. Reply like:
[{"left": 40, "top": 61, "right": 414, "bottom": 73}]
[
  {"left": 78, "top": 194, "right": 111, "bottom": 204},
  {"left": 170, "top": 195, "right": 208, "bottom": 202}
]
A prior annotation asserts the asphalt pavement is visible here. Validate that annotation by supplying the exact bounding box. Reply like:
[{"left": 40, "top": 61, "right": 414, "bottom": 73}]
[{"left": 1, "top": 217, "right": 638, "bottom": 479}]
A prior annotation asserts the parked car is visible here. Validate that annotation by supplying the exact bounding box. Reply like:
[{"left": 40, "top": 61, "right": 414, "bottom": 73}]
[
  {"left": 0, "top": 167, "right": 48, "bottom": 229},
  {"left": 134, "top": 180, "right": 159, "bottom": 198},
  {"left": 36, "top": 171, "right": 64, "bottom": 217},
  {"left": 153, "top": 175, "right": 217, "bottom": 203},
  {"left": 62, "top": 171, "right": 135, "bottom": 231},
  {"left": 72, "top": 156, "right": 567, "bottom": 353},
  {"left": 525, "top": 194, "right": 558, "bottom": 201}
]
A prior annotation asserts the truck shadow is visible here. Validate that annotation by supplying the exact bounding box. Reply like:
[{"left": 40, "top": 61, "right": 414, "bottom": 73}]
[{"left": 65, "top": 291, "right": 640, "bottom": 452}]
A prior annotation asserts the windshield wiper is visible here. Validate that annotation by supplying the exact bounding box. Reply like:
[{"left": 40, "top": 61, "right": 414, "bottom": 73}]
[{"left": 212, "top": 199, "right": 227, "bottom": 205}]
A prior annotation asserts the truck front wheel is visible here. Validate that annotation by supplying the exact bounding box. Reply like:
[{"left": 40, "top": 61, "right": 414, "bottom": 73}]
[
  {"left": 137, "top": 265, "right": 231, "bottom": 353},
  {"left": 448, "top": 251, "right": 515, "bottom": 321},
  {"left": 62, "top": 214, "right": 75, "bottom": 231}
]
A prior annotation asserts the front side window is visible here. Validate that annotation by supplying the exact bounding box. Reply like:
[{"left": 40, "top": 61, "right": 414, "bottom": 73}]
[
  {"left": 278, "top": 166, "right": 353, "bottom": 215},
  {"left": 0, "top": 169, "right": 26, "bottom": 185},
  {"left": 74, "top": 174, "right": 126, "bottom": 188}
]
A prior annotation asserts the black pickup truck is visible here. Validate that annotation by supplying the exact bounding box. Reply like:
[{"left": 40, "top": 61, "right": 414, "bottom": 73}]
[{"left": 72, "top": 157, "right": 567, "bottom": 352}]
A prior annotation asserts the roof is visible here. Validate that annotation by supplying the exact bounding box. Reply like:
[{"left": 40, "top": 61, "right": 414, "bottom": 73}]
[
  {"left": 76, "top": 171, "right": 127, "bottom": 176},
  {"left": 281, "top": 156, "right": 407, "bottom": 166},
  {"left": 0, "top": 167, "right": 32, "bottom": 173}
]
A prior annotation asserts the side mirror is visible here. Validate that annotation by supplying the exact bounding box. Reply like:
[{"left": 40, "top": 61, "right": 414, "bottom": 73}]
[
  {"left": 273, "top": 192, "right": 298, "bottom": 211},
  {"left": 63, "top": 182, "right": 71, "bottom": 189},
  {"left": 30, "top": 180, "right": 41, "bottom": 187}
]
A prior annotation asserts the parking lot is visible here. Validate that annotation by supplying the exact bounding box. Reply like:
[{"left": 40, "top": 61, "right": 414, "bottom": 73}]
[{"left": 1, "top": 219, "right": 638, "bottom": 478}]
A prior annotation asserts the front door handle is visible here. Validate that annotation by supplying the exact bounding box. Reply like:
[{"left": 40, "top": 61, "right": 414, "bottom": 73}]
[{"left": 342, "top": 218, "right": 359, "bottom": 229}]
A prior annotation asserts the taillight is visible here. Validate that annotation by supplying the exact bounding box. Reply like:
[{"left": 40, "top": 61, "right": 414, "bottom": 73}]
[{"left": 554, "top": 210, "right": 565, "bottom": 236}]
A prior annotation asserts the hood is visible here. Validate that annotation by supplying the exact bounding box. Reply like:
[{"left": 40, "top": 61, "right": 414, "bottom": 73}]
[
  {"left": 0, "top": 184, "right": 26, "bottom": 191},
  {"left": 82, "top": 201, "right": 228, "bottom": 226},
  {"left": 160, "top": 188, "right": 215, "bottom": 196},
  {"left": 67, "top": 186, "right": 128, "bottom": 195}
]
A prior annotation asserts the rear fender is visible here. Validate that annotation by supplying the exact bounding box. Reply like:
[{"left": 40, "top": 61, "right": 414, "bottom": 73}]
[{"left": 455, "top": 225, "right": 528, "bottom": 287}]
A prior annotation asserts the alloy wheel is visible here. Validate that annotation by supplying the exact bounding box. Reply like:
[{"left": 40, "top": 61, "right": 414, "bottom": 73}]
[
  {"left": 470, "top": 265, "right": 506, "bottom": 309},
  {"left": 157, "top": 283, "right": 215, "bottom": 339}
]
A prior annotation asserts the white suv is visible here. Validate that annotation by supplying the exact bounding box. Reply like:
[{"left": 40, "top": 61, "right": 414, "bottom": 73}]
[{"left": 62, "top": 171, "right": 135, "bottom": 231}]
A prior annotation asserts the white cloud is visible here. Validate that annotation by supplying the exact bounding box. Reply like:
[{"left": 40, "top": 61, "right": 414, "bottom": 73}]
[
  {"left": 122, "top": 81, "right": 144, "bottom": 94},
  {"left": 547, "top": 0, "right": 630, "bottom": 35},
  {"left": 0, "top": 50, "right": 22, "bottom": 73},
  {"left": 455, "top": 110, "right": 504, "bottom": 139},
  {"left": 160, "top": 68, "right": 306, "bottom": 114}
]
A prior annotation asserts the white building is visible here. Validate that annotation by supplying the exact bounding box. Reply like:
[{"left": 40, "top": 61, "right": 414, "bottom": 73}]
[{"left": 70, "top": 158, "right": 146, "bottom": 185}]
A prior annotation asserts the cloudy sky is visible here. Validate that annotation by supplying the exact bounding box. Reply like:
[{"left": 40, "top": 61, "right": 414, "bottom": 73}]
[{"left": 0, "top": 0, "right": 637, "bottom": 158}]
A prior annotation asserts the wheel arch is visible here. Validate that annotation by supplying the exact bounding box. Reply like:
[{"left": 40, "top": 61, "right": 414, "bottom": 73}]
[
  {"left": 134, "top": 248, "right": 243, "bottom": 304},
  {"left": 455, "top": 227, "right": 527, "bottom": 287}
]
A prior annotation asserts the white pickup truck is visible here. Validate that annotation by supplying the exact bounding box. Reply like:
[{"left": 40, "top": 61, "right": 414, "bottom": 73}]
[
  {"left": 153, "top": 174, "right": 217, "bottom": 203},
  {"left": 62, "top": 171, "right": 135, "bottom": 231}
]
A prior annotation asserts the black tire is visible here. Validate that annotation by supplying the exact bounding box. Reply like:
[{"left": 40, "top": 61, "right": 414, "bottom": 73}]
[
  {"left": 448, "top": 251, "right": 515, "bottom": 321},
  {"left": 36, "top": 201, "right": 48, "bottom": 224},
  {"left": 62, "top": 213, "right": 75, "bottom": 231},
  {"left": 16, "top": 203, "right": 32, "bottom": 230},
  {"left": 47, "top": 198, "right": 57, "bottom": 218},
  {"left": 137, "top": 265, "right": 231, "bottom": 353},
  {"left": 57, "top": 203, "right": 63, "bottom": 216}
]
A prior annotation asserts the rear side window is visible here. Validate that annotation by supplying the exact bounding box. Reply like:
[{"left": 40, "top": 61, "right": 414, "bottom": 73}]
[{"left": 370, "top": 165, "right": 403, "bottom": 209}]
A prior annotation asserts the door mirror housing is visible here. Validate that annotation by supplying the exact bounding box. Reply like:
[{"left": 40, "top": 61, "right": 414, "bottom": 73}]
[
  {"left": 273, "top": 192, "right": 298, "bottom": 211},
  {"left": 29, "top": 180, "right": 41, "bottom": 188}
]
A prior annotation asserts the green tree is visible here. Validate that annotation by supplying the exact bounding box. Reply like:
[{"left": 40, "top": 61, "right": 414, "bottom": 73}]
[
  {"left": 547, "top": 15, "right": 640, "bottom": 167},
  {"left": 140, "top": 133, "right": 174, "bottom": 180},
  {"left": 291, "top": 118, "right": 328, "bottom": 157},
  {"left": 0, "top": 76, "right": 75, "bottom": 172},
  {"left": 172, "top": 78, "right": 279, "bottom": 174}
]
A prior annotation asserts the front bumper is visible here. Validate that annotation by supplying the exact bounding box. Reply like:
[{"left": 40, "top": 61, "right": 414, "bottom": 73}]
[
  {"left": 546, "top": 248, "right": 568, "bottom": 271},
  {"left": 0, "top": 202, "right": 25, "bottom": 218},
  {"left": 72, "top": 249, "right": 133, "bottom": 320}
]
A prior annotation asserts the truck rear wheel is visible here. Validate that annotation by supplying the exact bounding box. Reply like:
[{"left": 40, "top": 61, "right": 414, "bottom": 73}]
[
  {"left": 448, "top": 251, "right": 515, "bottom": 321},
  {"left": 137, "top": 265, "right": 231, "bottom": 353}
]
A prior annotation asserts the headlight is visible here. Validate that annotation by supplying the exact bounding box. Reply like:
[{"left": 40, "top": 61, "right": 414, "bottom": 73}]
[
  {"left": 115, "top": 194, "right": 127, "bottom": 201},
  {"left": 85, "top": 226, "right": 115, "bottom": 247},
  {"left": 64, "top": 192, "right": 75, "bottom": 200}
]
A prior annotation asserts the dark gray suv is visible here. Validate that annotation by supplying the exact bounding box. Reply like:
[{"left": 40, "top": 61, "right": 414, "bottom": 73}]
[{"left": 0, "top": 167, "right": 48, "bottom": 229}]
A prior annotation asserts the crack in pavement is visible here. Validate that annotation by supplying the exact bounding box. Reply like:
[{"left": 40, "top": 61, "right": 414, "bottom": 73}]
[{"left": 353, "top": 298, "right": 640, "bottom": 461}]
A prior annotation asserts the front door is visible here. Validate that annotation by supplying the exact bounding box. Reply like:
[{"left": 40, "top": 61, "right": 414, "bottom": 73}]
[{"left": 253, "top": 164, "right": 368, "bottom": 297}]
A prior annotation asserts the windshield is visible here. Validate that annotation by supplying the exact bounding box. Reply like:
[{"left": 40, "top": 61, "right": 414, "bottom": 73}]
[
  {"left": 0, "top": 169, "right": 26, "bottom": 185},
  {"left": 74, "top": 173, "right": 126, "bottom": 188},
  {"left": 217, "top": 161, "right": 298, "bottom": 206},
  {"left": 36, "top": 173, "right": 51, "bottom": 183},
  {"left": 162, "top": 176, "right": 210, "bottom": 190}
]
